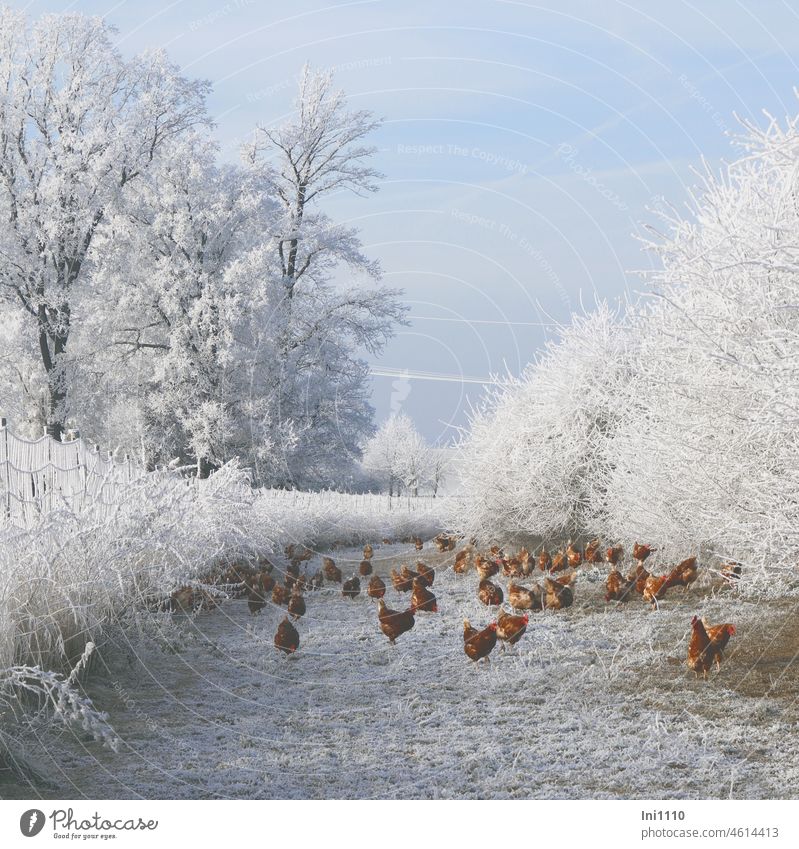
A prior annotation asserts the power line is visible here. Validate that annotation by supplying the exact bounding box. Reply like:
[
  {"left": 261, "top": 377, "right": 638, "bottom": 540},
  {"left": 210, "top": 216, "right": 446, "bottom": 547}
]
[
  {"left": 410, "top": 314, "right": 556, "bottom": 327},
  {"left": 369, "top": 366, "right": 502, "bottom": 385}
]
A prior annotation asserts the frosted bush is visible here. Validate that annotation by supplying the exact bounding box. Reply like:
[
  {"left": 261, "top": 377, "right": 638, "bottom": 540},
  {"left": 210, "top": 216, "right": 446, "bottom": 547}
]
[{"left": 454, "top": 304, "right": 633, "bottom": 543}]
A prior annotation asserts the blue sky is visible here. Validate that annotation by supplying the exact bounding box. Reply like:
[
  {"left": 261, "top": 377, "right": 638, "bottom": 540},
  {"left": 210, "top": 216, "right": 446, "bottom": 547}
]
[{"left": 13, "top": 0, "right": 799, "bottom": 442}]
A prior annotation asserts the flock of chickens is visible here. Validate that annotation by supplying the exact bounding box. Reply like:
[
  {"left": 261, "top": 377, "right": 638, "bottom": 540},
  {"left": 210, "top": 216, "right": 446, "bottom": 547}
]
[{"left": 173, "top": 534, "right": 739, "bottom": 677}]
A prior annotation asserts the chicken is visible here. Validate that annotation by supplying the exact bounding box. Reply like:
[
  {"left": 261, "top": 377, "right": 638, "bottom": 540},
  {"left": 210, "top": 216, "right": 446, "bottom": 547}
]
[
  {"left": 411, "top": 578, "right": 438, "bottom": 613},
  {"left": 687, "top": 616, "right": 736, "bottom": 677},
  {"left": 274, "top": 616, "right": 300, "bottom": 654},
  {"left": 310, "top": 571, "right": 324, "bottom": 591},
  {"left": 359, "top": 559, "right": 373, "bottom": 577},
  {"left": 605, "top": 568, "right": 635, "bottom": 602},
  {"left": 259, "top": 573, "right": 276, "bottom": 594},
  {"left": 171, "top": 586, "right": 196, "bottom": 612},
  {"left": 628, "top": 563, "right": 650, "bottom": 595},
  {"left": 507, "top": 581, "right": 543, "bottom": 611},
  {"left": 367, "top": 575, "right": 386, "bottom": 600},
  {"left": 704, "top": 620, "right": 737, "bottom": 670},
  {"left": 287, "top": 590, "right": 306, "bottom": 619},
  {"left": 391, "top": 567, "right": 413, "bottom": 593},
  {"left": 538, "top": 547, "right": 552, "bottom": 571},
  {"left": 322, "top": 557, "right": 342, "bottom": 583},
  {"left": 247, "top": 582, "right": 267, "bottom": 615},
  {"left": 377, "top": 599, "right": 416, "bottom": 643},
  {"left": 363, "top": 544, "right": 374, "bottom": 561},
  {"left": 642, "top": 574, "right": 671, "bottom": 607},
  {"left": 434, "top": 534, "right": 456, "bottom": 552},
  {"left": 632, "top": 542, "right": 656, "bottom": 564},
  {"left": 272, "top": 583, "right": 290, "bottom": 606},
  {"left": 550, "top": 551, "right": 568, "bottom": 573},
  {"left": 414, "top": 537, "right": 424, "bottom": 551},
  {"left": 566, "top": 541, "right": 583, "bottom": 569},
  {"left": 477, "top": 578, "right": 503, "bottom": 607},
  {"left": 342, "top": 576, "right": 361, "bottom": 599},
  {"left": 475, "top": 555, "right": 500, "bottom": 581},
  {"left": 453, "top": 549, "right": 471, "bottom": 574},
  {"left": 584, "top": 538, "right": 603, "bottom": 564},
  {"left": 416, "top": 562, "right": 435, "bottom": 587},
  {"left": 605, "top": 544, "right": 623, "bottom": 566},
  {"left": 496, "top": 611, "right": 529, "bottom": 646},
  {"left": 544, "top": 576, "right": 574, "bottom": 610},
  {"left": 463, "top": 619, "right": 498, "bottom": 662},
  {"left": 668, "top": 556, "right": 699, "bottom": 590},
  {"left": 519, "top": 549, "right": 534, "bottom": 577},
  {"left": 721, "top": 562, "right": 742, "bottom": 582}
]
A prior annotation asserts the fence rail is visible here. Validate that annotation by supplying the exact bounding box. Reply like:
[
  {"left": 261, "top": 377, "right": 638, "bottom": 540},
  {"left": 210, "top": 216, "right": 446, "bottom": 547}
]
[{"left": 0, "top": 418, "right": 143, "bottom": 528}]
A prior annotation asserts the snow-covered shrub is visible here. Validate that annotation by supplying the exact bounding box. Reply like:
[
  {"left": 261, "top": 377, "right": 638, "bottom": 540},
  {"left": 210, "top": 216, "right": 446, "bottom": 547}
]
[
  {"left": 454, "top": 304, "right": 633, "bottom": 542},
  {"left": 599, "top": 110, "right": 799, "bottom": 574}
]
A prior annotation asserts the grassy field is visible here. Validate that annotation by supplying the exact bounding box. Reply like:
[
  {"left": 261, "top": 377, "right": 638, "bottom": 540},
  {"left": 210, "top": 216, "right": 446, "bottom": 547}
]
[{"left": 2, "top": 539, "right": 798, "bottom": 800}]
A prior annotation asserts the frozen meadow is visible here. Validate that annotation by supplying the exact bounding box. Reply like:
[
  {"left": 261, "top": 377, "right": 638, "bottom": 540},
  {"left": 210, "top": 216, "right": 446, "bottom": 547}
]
[{"left": 2, "top": 532, "right": 799, "bottom": 800}]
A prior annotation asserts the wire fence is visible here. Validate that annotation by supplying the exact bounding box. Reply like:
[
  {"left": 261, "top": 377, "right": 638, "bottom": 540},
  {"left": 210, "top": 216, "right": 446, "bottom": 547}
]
[{"left": 0, "top": 418, "right": 143, "bottom": 528}]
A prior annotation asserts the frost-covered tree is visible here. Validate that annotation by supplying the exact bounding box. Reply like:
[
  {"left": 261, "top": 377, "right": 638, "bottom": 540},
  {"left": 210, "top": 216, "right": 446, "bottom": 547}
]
[
  {"left": 455, "top": 304, "right": 632, "bottom": 542},
  {"left": 600, "top": 109, "right": 799, "bottom": 571},
  {"left": 0, "top": 10, "right": 209, "bottom": 439},
  {"left": 246, "top": 64, "right": 406, "bottom": 487},
  {"left": 362, "top": 413, "right": 430, "bottom": 496},
  {"left": 89, "top": 135, "right": 275, "bottom": 475}
]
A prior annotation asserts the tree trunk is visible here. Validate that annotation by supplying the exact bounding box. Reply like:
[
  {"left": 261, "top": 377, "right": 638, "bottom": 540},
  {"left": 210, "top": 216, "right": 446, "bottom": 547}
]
[{"left": 38, "top": 306, "right": 69, "bottom": 442}]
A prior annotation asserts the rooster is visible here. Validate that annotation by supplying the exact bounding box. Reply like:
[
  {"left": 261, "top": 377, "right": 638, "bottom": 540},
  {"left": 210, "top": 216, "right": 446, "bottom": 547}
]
[
  {"left": 367, "top": 575, "right": 386, "bottom": 600},
  {"left": 411, "top": 578, "right": 438, "bottom": 613},
  {"left": 274, "top": 617, "right": 300, "bottom": 654},
  {"left": 496, "top": 611, "right": 529, "bottom": 646},
  {"left": 605, "top": 544, "right": 623, "bottom": 566},
  {"left": 342, "top": 576, "right": 361, "bottom": 599},
  {"left": 687, "top": 616, "right": 736, "bottom": 677},
  {"left": 507, "top": 582, "right": 542, "bottom": 611},
  {"left": 377, "top": 599, "right": 416, "bottom": 643},
  {"left": 463, "top": 619, "right": 498, "bottom": 662},
  {"left": 544, "top": 576, "right": 574, "bottom": 610},
  {"left": 359, "top": 559, "right": 373, "bottom": 577},
  {"left": 478, "top": 578, "right": 503, "bottom": 607}
]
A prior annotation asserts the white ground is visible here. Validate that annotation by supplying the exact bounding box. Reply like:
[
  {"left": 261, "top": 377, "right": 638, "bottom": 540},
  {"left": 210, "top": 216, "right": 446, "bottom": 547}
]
[{"left": 4, "top": 542, "right": 799, "bottom": 800}]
